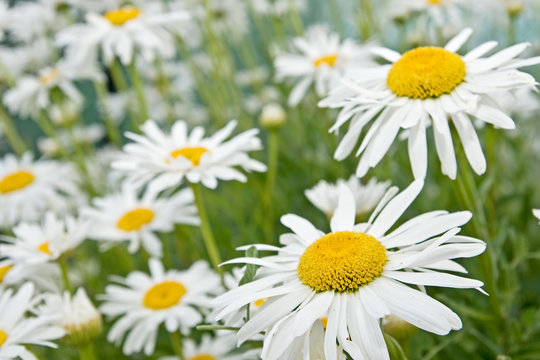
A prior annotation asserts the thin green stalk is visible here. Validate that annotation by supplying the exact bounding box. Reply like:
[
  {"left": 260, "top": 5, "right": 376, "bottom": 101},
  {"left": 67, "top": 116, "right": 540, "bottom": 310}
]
[
  {"left": 79, "top": 343, "right": 98, "bottom": 360},
  {"left": 360, "top": 0, "right": 374, "bottom": 40},
  {"left": 128, "top": 60, "right": 149, "bottom": 126},
  {"left": 328, "top": 0, "right": 343, "bottom": 36},
  {"left": 289, "top": 3, "right": 304, "bottom": 36},
  {"left": 0, "top": 105, "right": 28, "bottom": 155},
  {"left": 109, "top": 60, "right": 139, "bottom": 131},
  {"left": 263, "top": 129, "right": 280, "bottom": 243},
  {"left": 58, "top": 257, "right": 72, "bottom": 294},
  {"left": 93, "top": 82, "right": 122, "bottom": 147},
  {"left": 190, "top": 183, "right": 223, "bottom": 278},
  {"left": 169, "top": 331, "right": 185, "bottom": 360}
]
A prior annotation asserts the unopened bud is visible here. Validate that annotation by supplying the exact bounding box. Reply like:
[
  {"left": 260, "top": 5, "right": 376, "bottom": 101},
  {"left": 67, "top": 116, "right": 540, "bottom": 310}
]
[
  {"left": 259, "top": 103, "right": 286, "bottom": 129},
  {"left": 383, "top": 315, "right": 417, "bottom": 341}
]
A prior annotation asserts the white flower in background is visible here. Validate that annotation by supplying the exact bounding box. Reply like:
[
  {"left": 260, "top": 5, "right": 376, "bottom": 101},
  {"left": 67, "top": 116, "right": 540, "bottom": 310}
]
[
  {"left": 113, "top": 120, "right": 267, "bottom": 192},
  {"left": 533, "top": 209, "right": 540, "bottom": 224},
  {"left": 100, "top": 259, "right": 220, "bottom": 356},
  {"left": 0, "top": 153, "right": 80, "bottom": 227},
  {"left": 195, "top": 0, "right": 249, "bottom": 40},
  {"left": 0, "top": 212, "right": 88, "bottom": 265},
  {"left": 83, "top": 186, "right": 199, "bottom": 257},
  {"left": 275, "top": 25, "right": 375, "bottom": 106},
  {"left": 213, "top": 181, "right": 486, "bottom": 359},
  {"left": 0, "top": 261, "right": 60, "bottom": 293},
  {"left": 4, "top": 0, "right": 62, "bottom": 42},
  {"left": 56, "top": 3, "right": 190, "bottom": 65},
  {"left": 0, "top": 282, "right": 65, "bottom": 360},
  {"left": 305, "top": 176, "right": 391, "bottom": 218},
  {"left": 3, "top": 60, "right": 102, "bottom": 118},
  {"left": 320, "top": 28, "right": 540, "bottom": 180},
  {"left": 251, "top": 0, "right": 307, "bottom": 17},
  {"left": 259, "top": 102, "right": 287, "bottom": 128},
  {"left": 0, "top": 1, "right": 9, "bottom": 41},
  {"left": 37, "top": 288, "right": 102, "bottom": 346},
  {"left": 0, "top": 40, "right": 53, "bottom": 81},
  {"left": 38, "top": 123, "right": 105, "bottom": 157},
  {"left": 489, "top": 87, "right": 540, "bottom": 119}
]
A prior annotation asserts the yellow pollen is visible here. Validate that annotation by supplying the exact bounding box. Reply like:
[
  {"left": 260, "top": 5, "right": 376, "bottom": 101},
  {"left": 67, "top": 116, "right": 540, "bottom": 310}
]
[
  {"left": 189, "top": 355, "right": 216, "bottom": 360},
  {"left": 314, "top": 54, "right": 338, "bottom": 67},
  {"left": 104, "top": 6, "right": 141, "bottom": 26},
  {"left": 0, "top": 266, "right": 12, "bottom": 283},
  {"left": 0, "top": 330, "right": 7, "bottom": 347},
  {"left": 253, "top": 298, "right": 268, "bottom": 307},
  {"left": 170, "top": 147, "right": 209, "bottom": 166},
  {"left": 320, "top": 317, "right": 328, "bottom": 329},
  {"left": 386, "top": 47, "right": 466, "bottom": 99},
  {"left": 117, "top": 208, "right": 155, "bottom": 232},
  {"left": 143, "top": 281, "right": 186, "bottom": 310},
  {"left": 39, "top": 68, "right": 60, "bottom": 85},
  {"left": 427, "top": 0, "right": 442, "bottom": 4},
  {"left": 297, "top": 231, "right": 387, "bottom": 293},
  {"left": 0, "top": 171, "right": 35, "bottom": 194},
  {"left": 38, "top": 242, "right": 52, "bottom": 255}
]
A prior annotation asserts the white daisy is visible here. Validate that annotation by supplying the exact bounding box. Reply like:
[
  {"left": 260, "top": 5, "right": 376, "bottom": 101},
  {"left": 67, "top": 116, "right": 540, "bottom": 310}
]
[
  {"left": 533, "top": 209, "right": 540, "bottom": 224},
  {"left": 275, "top": 25, "right": 375, "bottom": 106},
  {"left": 113, "top": 120, "right": 267, "bottom": 192},
  {"left": 4, "top": 0, "right": 61, "bottom": 43},
  {"left": 0, "top": 212, "right": 88, "bottom": 265},
  {"left": 251, "top": 0, "right": 307, "bottom": 17},
  {"left": 0, "top": 261, "right": 60, "bottom": 293},
  {"left": 0, "top": 153, "right": 80, "bottom": 228},
  {"left": 320, "top": 28, "right": 540, "bottom": 180},
  {"left": 305, "top": 176, "right": 391, "bottom": 219},
  {"left": 83, "top": 186, "right": 199, "bottom": 257},
  {"left": 0, "top": 282, "right": 65, "bottom": 360},
  {"left": 100, "top": 259, "right": 220, "bottom": 356},
  {"left": 213, "top": 180, "right": 486, "bottom": 360},
  {"left": 55, "top": 3, "right": 190, "bottom": 65}
]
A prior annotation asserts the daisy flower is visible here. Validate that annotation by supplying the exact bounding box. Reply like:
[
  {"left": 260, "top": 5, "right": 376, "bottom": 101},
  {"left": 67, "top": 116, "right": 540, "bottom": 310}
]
[
  {"left": 0, "top": 261, "right": 60, "bottom": 293},
  {"left": 305, "top": 176, "right": 390, "bottom": 219},
  {"left": 533, "top": 209, "right": 540, "bottom": 224},
  {"left": 113, "top": 120, "right": 266, "bottom": 192},
  {"left": 275, "top": 25, "right": 375, "bottom": 106},
  {"left": 213, "top": 180, "right": 486, "bottom": 360},
  {"left": 251, "top": 0, "right": 307, "bottom": 17},
  {"left": 83, "top": 186, "right": 199, "bottom": 257},
  {"left": 0, "top": 212, "right": 88, "bottom": 265},
  {"left": 0, "top": 282, "right": 65, "bottom": 360},
  {"left": 0, "top": 153, "right": 80, "bottom": 228},
  {"left": 55, "top": 3, "right": 190, "bottom": 65},
  {"left": 320, "top": 28, "right": 540, "bottom": 180},
  {"left": 100, "top": 259, "right": 220, "bottom": 356}
]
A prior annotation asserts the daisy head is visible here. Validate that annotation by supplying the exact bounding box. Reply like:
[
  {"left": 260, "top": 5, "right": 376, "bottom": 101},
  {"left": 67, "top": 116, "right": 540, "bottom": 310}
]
[
  {"left": 113, "top": 120, "right": 267, "bottom": 192},
  {"left": 0, "top": 282, "right": 65, "bottom": 360},
  {"left": 100, "top": 259, "right": 220, "bottom": 355},
  {"left": 320, "top": 28, "right": 540, "bottom": 180},
  {"left": 275, "top": 24, "right": 374, "bottom": 106},
  {"left": 0, "top": 153, "right": 80, "bottom": 227},
  {"left": 83, "top": 186, "right": 199, "bottom": 257},
  {"left": 213, "top": 180, "right": 486, "bottom": 359}
]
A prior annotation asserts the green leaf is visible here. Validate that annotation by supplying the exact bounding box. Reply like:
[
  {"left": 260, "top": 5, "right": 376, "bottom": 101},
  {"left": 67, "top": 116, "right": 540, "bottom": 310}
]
[{"left": 239, "top": 246, "right": 258, "bottom": 286}]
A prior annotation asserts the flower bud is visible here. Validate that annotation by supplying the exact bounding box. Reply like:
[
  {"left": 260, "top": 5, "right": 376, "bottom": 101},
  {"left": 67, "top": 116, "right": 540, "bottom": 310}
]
[
  {"left": 383, "top": 315, "right": 417, "bottom": 342},
  {"left": 259, "top": 103, "right": 286, "bottom": 129}
]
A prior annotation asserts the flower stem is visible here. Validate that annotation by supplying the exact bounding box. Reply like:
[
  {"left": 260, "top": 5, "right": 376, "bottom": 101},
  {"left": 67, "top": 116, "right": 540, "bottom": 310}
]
[
  {"left": 79, "top": 343, "right": 97, "bottom": 360},
  {"left": 128, "top": 60, "right": 149, "bottom": 127},
  {"left": 263, "top": 128, "right": 279, "bottom": 243},
  {"left": 0, "top": 104, "right": 28, "bottom": 156},
  {"left": 169, "top": 331, "right": 185, "bottom": 360},
  {"left": 58, "top": 257, "right": 72, "bottom": 294},
  {"left": 190, "top": 183, "right": 223, "bottom": 278}
]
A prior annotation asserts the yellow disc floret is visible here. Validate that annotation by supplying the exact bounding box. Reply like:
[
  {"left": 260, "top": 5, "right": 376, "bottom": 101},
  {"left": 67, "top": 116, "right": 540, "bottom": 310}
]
[
  {"left": 0, "top": 265, "right": 12, "bottom": 283},
  {"left": 0, "top": 330, "right": 7, "bottom": 347},
  {"left": 0, "top": 170, "right": 35, "bottom": 194},
  {"left": 143, "top": 281, "right": 186, "bottom": 310},
  {"left": 297, "top": 231, "right": 387, "bottom": 292},
  {"left": 170, "top": 147, "right": 209, "bottom": 166},
  {"left": 387, "top": 47, "right": 466, "bottom": 99},
  {"left": 427, "top": 0, "right": 442, "bottom": 4},
  {"left": 104, "top": 7, "right": 141, "bottom": 26},
  {"left": 117, "top": 208, "right": 155, "bottom": 232},
  {"left": 38, "top": 242, "right": 52, "bottom": 255},
  {"left": 189, "top": 355, "right": 217, "bottom": 360},
  {"left": 314, "top": 54, "right": 338, "bottom": 67}
]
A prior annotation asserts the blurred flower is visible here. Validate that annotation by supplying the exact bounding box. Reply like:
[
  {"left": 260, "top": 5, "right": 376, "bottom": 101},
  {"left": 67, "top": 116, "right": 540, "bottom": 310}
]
[
  {"left": 0, "top": 153, "right": 80, "bottom": 227},
  {"left": 113, "top": 120, "right": 266, "bottom": 192},
  {"left": 305, "top": 176, "right": 391, "bottom": 219},
  {"left": 38, "top": 123, "right": 105, "bottom": 157},
  {"left": 533, "top": 209, "right": 540, "bottom": 224},
  {"left": 321, "top": 28, "right": 540, "bottom": 180},
  {"left": 202, "top": 0, "right": 249, "bottom": 40},
  {"left": 251, "top": 0, "right": 307, "bottom": 17},
  {"left": 0, "top": 40, "right": 54, "bottom": 82},
  {"left": 83, "top": 186, "right": 199, "bottom": 257},
  {"left": 0, "top": 261, "right": 60, "bottom": 293},
  {"left": 4, "top": 0, "right": 65, "bottom": 43},
  {"left": 259, "top": 102, "right": 287, "bottom": 128},
  {"left": 275, "top": 25, "right": 375, "bottom": 106},
  {"left": 100, "top": 259, "right": 220, "bottom": 356},
  {"left": 214, "top": 181, "right": 486, "bottom": 359},
  {"left": 0, "top": 282, "right": 65, "bottom": 360}
]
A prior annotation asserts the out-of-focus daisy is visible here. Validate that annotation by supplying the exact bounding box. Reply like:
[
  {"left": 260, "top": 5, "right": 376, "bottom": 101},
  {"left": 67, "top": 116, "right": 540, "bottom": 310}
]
[
  {"left": 100, "top": 259, "right": 220, "bottom": 356},
  {"left": 83, "top": 186, "right": 199, "bottom": 257},
  {"left": 533, "top": 209, "right": 540, "bottom": 224},
  {"left": 213, "top": 181, "right": 486, "bottom": 359},
  {"left": 0, "top": 153, "right": 80, "bottom": 227},
  {"left": 113, "top": 120, "right": 266, "bottom": 192},
  {"left": 0, "top": 282, "right": 65, "bottom": 360},
  {"left": 251, "top": 0, "right": 307, "bottom": 17},
  {"left": 4, "top": 0, "right": 62, "bottom": 43},
  {"left": 3, "top": 61, "right": 102, "bottom": 118},
  {"left": 56, "top": 3, "right": 190, "bottom": 65},
  {"left": 0, "top": 40, "right": 53, "bottom": 82},
  {"left": 37, "top": 288, "right": 102, "bottom": 346},
  {"left": 305, "top": 176, "right": 391, "bottom": 219},
  {"left": 275, "top": 25, "right": 375, "bottom": 106},
  {"left": 37, "top": 123, "right": 105, "bottom": 157},
  {"left": 320, "top": 28, "right": 540, "bottom": 180},
  {"left": 0, "top": 212, "right": 88, "bottom": 265},
  {"left": 0, "top": 261, "right": 60, "bottom": 293}
]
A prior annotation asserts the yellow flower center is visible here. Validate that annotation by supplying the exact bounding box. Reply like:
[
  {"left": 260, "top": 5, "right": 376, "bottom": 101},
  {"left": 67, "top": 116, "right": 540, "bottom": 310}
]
[
  {"left": 0, "top": 170, "right": 35, "bottom": 194},
  {"left": 143, "top": 281, "right": 186, "bottom": 310},
  {"left": 0, "top": 266, "right": 12, "bottom": 283},
  {"left": 253, "top": 298, "right": 268, "bottom": 308},
  {"left": 104, "top": 7, "right": 141, "bottom": 26},
  {"left": 427, "top": 0, "right": 442, "bottom": 4},
  {"left": 170, "top": 147, "right": 209, "bottom": 166},
  {"left": 117, "top": 208, "right": 155, "bottom": 232},
  {"left": 314, "top": 54, "right": 338, "bottom": 67},
  {"left": 190, "top": 355, "right": 216, "bottom": 360},
  {"left": 297, "top": 231, "right": 387, "bottom": 293},
  {"left": 38, "top": 242, "right": 52, "bottom": 255},
  {"left": 386, "top": 47, "right": 466, "bottom": 99},
  {"left": 0, "top": 330, "right": 7, "bottom": 347},
  {"left": 39, "top": 68, "right": 60, "bottom": 86},
  {"left": 320, "top": 317, "right": 328, "bottom": 329}
]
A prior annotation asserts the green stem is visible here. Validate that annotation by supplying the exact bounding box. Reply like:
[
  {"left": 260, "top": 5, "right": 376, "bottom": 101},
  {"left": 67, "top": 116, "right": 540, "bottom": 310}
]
[
  {"left": 328, "top": 0, "right": 343, "bottom": 36},
  {"left": 190, "top": 183, "right": 223, "bottom": 278},
  {"left": 58, "top": 257, "right": 72, "bottom": 294},
  {"left": 169, "top": 331, "right": 185, "bottom": 360},
  {"left": 263, "top": 129, "right": 279, "bottom": 243},
  {"left": 128, "top": 60, "right": 149, "bottom": 126},
  {"left": 35, "top": 112, "right": 69, "bottom": 158},
  {"left": 360, "top": 0, "right": 374, "bottom": 40},
  {"left": 109, "top": 60, "right": 139, "bottom": 131},
  {"left": 93, "top": 82, "right": 122, "bottom": 147},
  {"left": 79, "top": 343, "right": 98, "bottom": 360},
  {"left": 0, "top": 104, "right": 28, "bottom": 155}
]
